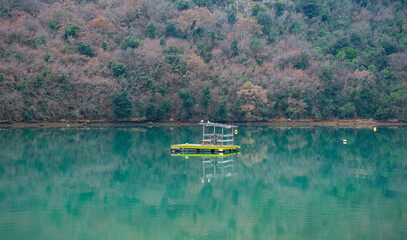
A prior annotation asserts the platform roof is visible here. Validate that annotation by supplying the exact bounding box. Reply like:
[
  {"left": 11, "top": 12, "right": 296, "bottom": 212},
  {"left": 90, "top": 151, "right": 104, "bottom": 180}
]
[{"left": 199, "top": 121, "right": 237, "bottom": 128}]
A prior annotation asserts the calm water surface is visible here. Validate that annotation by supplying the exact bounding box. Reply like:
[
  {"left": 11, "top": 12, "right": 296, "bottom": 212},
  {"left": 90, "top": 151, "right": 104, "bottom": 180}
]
[{"left": 0, "top": 126, "right": 406, "bottom": 239}]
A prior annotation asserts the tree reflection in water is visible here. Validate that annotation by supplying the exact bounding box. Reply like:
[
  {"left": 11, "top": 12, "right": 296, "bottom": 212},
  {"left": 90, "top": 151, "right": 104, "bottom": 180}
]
[{"left": 0, "top": 126, "right": 406, "bottom": 240}]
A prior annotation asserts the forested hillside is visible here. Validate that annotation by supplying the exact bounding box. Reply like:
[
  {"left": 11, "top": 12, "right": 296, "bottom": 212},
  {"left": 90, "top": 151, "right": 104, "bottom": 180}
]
[{"left": 0, "top": 0, "right": 406, "bottom": 122}]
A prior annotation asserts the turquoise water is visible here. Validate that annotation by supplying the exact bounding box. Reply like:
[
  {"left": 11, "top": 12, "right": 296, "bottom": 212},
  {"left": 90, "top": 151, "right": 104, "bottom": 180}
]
[{"left": 0, "top": 126, "right": 406, "bottom": 239}]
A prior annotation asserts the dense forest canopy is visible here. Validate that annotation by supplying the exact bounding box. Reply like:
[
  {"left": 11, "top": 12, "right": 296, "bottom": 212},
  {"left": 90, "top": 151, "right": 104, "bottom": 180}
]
[{"left": 0, "top": 0, "right": 406, "bottom": 122}]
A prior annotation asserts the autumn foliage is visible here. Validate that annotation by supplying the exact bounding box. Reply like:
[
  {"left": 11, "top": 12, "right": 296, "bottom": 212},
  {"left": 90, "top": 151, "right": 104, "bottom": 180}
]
[{"left": 0, "top": 0, "right": 406, "bottom": 122}]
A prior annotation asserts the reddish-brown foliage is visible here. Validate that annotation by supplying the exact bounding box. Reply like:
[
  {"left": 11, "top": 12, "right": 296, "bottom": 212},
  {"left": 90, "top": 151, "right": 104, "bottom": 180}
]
[
  {"left": 236, "top": 81, "right": 267, "bottom": 119},
  {"left": 90, "top": 15, "right": 114, "bottom": 32},
  {"left": 176, "top": 7, "right": 215, "bottom": 33},
  {"left": 236, "top": 17, "right": 262, "bottom": 40}
]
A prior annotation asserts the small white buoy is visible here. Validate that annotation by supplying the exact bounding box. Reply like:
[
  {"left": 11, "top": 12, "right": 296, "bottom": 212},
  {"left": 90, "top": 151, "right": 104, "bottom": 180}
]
[{"left": 343, "top": 139, "right": 347, "bottom": 144}]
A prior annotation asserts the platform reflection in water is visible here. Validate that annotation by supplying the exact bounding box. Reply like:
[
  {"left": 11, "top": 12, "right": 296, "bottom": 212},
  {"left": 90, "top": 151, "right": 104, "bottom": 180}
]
[{"left": 171, "top": 153, "right": 238, "bottom": 183}]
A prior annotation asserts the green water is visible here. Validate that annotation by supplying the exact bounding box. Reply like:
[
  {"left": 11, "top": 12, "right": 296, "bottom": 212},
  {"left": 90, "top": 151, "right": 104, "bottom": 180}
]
[{"left": 0, "top": 126, "right": 406, "bottom": 240}]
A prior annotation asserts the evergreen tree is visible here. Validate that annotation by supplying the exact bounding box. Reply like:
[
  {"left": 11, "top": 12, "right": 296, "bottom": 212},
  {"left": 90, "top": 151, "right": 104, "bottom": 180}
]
[
  {"left": 201, "top": 84, "right": 212, "bottom": 110},
  {"left": 77, "top": 41, "right": 95, "bottom": 57},
  {"left": 121, "top": 36, "right": 142, "bottom": 50},
  {"left": 145, "top": 22, "right": 157, "bottom": 38},
  {"left": 215, "top": 97, "right": 228, "bottom": 121},
  {"left": 112, "top": 90, "right": 133, "bottom": 119},
  {"left": 178, "top": 89, "right": 196, "bottom": 117},
  {"left": 227, "top": 5, "right": 237, "bottom": 24},
  {"left": 231, "top": 39, "right": 239, "bottom": 56}
]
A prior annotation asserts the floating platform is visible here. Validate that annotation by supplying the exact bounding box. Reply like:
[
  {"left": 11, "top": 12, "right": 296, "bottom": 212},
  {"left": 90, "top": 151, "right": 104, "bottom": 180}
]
[
  {"left": 171, "top": 152, "right": 239, "bottom": 158},
  {"left": 170, "top": 121, "right": 241, "bottom": 154},
  {"left": 171, "top": 144, "right": 240, "bottom": 153}
]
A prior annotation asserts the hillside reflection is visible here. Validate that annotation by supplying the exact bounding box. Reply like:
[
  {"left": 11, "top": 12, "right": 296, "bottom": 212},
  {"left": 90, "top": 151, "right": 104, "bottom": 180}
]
[{"left": 0, "top": 126, "right": 406, "bottom": 240}]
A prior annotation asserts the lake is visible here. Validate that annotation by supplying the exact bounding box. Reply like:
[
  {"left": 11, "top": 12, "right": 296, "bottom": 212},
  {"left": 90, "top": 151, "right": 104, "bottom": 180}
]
[{"left": 0, "top": 126, "right": 406, "bottom": 239}]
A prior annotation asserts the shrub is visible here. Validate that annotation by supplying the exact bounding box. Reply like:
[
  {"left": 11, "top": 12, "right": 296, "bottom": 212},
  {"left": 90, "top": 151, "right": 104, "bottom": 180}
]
[
  {"left": 77, "top": 41, "right": 95, "bottom": 57},
  {"left": 48, "top": 15, "right": 60, "bottom": 31},
  {"left": 43, "top": 51, "right": 51, "bottom": 62},
  {"left": 64, "top": 24, "right": 80, "bottom": 39},
  {"left": 121, "top": 36, "right": 142, "bottom": 50},
  {"left": 159, "top": 36, "right": 166, "bottom": 46},
  {"left": 35, "top": 35, "right": 46, "bottom": 46},
  {"left": 242, "top": 75, "right": 249, "bottom": 84},
  {"left": 109, "top": 61, "right": 127, "bottom": 78}
]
